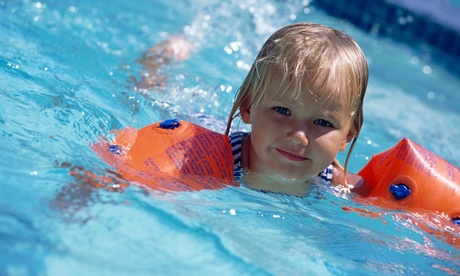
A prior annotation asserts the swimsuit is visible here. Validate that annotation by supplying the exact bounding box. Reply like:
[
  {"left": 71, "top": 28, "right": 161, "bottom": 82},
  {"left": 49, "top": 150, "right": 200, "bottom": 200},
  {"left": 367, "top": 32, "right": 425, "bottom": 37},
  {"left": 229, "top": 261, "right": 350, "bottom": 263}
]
[{"left": 229, "top": 132, "right": 333, "bottom": 184}]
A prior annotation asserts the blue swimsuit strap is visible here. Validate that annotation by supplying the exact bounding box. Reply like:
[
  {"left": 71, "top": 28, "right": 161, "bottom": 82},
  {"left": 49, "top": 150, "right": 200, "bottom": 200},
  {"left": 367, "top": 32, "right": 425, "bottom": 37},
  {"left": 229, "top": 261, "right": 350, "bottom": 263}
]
[{"left": 229, "top": 132, "right": 245, "bottom": 181}]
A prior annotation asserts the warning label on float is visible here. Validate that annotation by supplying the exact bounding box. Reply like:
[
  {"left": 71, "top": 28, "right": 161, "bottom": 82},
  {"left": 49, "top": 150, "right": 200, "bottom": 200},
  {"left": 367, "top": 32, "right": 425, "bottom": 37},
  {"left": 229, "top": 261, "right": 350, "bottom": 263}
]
[{"left": 164, "top": 132, "right": 234, "bottom": 181}]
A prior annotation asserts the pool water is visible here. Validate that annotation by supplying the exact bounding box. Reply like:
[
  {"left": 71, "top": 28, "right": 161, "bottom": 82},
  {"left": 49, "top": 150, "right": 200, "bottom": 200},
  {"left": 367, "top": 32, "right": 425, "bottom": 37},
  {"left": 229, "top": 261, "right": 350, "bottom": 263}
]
[{"left": 1, "top": 0, "right": 460, "bottom": 274}]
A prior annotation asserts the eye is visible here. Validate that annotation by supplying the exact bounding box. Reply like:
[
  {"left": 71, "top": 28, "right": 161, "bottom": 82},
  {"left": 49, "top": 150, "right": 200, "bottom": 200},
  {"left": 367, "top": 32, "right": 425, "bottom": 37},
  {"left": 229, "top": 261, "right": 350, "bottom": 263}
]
[
  {"left": 314, "top": 119, "right": 333, "bottom": 128},
  {"left": 273, "top": 106, "right": 291, "bottom": 116}
]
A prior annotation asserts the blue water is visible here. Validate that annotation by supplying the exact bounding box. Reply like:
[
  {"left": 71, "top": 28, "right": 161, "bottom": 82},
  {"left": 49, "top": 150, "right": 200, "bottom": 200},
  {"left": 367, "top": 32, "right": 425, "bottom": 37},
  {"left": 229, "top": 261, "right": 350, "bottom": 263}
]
[{"left": 1, "top": 0, "right": 460, "bottom": 274}]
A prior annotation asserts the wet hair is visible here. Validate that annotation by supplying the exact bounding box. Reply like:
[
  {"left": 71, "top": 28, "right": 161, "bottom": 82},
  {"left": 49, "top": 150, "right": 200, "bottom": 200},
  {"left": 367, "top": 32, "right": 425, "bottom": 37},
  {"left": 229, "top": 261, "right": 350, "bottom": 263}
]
[{"left": 225, "top": 22, "right": 369, "bottom": 182}]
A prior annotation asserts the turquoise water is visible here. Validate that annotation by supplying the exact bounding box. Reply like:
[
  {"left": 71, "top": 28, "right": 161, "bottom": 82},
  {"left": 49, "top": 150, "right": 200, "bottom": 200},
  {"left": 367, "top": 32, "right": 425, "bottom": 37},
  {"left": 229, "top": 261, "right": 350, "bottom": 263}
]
[{"left": 1, "top": 0, "right": 460, "bottom": 274}]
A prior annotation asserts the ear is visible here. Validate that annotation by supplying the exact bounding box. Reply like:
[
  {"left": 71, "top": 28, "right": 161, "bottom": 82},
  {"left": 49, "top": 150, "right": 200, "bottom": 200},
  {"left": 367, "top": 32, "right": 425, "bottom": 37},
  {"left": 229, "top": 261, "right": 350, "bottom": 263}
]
[
  {"left": 241, "top": 108, "right": 251, "bottom": 124},
  {"left": 339, "top": 134, "right": 353, "bottom": 152}
]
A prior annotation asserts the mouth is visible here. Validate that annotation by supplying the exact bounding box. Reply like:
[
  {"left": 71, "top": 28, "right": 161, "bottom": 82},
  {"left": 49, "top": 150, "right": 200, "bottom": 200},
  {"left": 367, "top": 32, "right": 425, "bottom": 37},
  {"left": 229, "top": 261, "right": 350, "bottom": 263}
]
[{"left": 276, "top": 148, "right": 308, "bottom": 162}]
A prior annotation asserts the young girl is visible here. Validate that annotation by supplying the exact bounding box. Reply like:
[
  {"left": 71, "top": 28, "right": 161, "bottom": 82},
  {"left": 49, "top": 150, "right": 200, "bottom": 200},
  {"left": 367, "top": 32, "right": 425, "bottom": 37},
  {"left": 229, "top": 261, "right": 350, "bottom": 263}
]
[
  {"left": 135, "top": 22, "right": 368, "bottom": 196},
  {"left": 224, "top": 23, "right": 368, "bottom": 196}
]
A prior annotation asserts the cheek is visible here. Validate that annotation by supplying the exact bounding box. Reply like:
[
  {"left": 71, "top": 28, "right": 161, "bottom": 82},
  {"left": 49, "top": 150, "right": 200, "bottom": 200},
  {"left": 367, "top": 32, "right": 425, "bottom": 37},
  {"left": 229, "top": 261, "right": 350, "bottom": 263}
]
[
  {"left": 251, "top": 124, "right": 271, "bottom": 147},
  {"left": 251, "top": 112, "right": 274, "bottom": 130},
  {"left": 251, "top": 120, "right": 281, "bottom": 152},
  {"left": 318, "top": 133, "right": 347, "bottom": 154},
  {"left": 258, "top": 119, "right": 284, "bottom": 140}
]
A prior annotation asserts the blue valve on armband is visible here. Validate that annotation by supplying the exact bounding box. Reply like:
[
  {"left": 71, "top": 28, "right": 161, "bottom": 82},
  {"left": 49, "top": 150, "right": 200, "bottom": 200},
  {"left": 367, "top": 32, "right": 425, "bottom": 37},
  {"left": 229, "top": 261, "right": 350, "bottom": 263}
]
[
  {"left": 390, "top": 183, "right": 411, "bottom": 200},
  {"left": 452, "top": 217, "right": 460, "bottom": 225},
  {"left": 109, "top": 144, "right": 123, "bottom": 155},
  {"left": 159, "top": 118, "right": 181, "bottom": 129}
]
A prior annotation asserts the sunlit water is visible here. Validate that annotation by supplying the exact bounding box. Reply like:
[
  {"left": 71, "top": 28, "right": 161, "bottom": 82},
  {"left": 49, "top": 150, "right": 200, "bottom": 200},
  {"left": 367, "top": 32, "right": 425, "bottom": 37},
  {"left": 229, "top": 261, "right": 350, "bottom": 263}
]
[{"left": 1, "top": 0, "right": 460, "bottom": 275}]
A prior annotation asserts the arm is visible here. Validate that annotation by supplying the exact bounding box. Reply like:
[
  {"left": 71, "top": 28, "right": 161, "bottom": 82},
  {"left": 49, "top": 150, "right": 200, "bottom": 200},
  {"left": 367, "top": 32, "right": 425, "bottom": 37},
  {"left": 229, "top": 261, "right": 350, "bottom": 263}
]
[
  {"left": 138, "top": 35, "right": 193, "bottom": 70},
  {"left": 331, "top": 164, "right": 373, "bottom": 195},
  {"left": 331, "top": 164, "right": 363, "bottom": 187},
  {"left": 135, "top": 35, "right": 194, "bottom": 92}
]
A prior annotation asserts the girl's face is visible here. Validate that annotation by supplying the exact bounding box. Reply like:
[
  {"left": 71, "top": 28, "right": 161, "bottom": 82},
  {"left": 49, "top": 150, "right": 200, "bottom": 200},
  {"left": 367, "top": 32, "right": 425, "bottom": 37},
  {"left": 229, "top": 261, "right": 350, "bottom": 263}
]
[{"left": 241, "top": 88, "right": 352, "bottom": 181}]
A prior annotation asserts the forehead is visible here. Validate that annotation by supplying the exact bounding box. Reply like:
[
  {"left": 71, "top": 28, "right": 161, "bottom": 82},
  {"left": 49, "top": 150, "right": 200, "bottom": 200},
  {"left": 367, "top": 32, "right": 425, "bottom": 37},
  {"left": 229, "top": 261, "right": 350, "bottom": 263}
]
[
  {"left": 265, "top": 74, "right": 344, "bottom": 108},
  {"left": 260, "top": 67, "right": 355, "bottom": 117}
]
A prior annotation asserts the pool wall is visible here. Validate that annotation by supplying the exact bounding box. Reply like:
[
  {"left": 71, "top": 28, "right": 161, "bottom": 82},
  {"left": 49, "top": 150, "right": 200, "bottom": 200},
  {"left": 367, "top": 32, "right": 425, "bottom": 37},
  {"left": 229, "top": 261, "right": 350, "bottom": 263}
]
[{"left": 314, "top": 0, "right": 460, "bottom": 74}]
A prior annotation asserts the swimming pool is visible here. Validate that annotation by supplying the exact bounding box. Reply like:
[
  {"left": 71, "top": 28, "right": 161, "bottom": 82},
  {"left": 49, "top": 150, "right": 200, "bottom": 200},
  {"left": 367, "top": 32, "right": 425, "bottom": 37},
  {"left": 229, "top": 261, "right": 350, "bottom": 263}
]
[{"left": 1, "top": 0, "right": 459, "bottom": 274}]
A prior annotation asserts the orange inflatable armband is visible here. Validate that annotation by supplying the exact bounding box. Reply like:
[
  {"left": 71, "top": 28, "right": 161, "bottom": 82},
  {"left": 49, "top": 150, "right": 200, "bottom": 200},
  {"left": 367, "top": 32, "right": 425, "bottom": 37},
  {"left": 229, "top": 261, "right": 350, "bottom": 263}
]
[
  {"left": 92, "top": 119, "right": 236, "bottom": 191},
  {"left": 356, "top": 138, "right": 460, "bottom": 224}
]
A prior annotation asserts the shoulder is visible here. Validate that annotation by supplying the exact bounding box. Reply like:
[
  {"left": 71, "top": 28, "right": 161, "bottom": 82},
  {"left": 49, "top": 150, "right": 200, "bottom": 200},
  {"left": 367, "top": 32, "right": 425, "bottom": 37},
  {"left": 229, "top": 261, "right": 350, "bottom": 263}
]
[
  {"left": 319, "top": 164, "right": 333, "bottom": 184},
  {"left": 229, "top": 132, "right": 248, "bottom": 181},
  {"left": 331, "top": 164, "right": 363, "bottom": 187},
  {"left": 229, "top": 131, "right": 247, "bottom": 140},
  {"left": 229, "top": 131, "right": 248, "bottom": 149}
]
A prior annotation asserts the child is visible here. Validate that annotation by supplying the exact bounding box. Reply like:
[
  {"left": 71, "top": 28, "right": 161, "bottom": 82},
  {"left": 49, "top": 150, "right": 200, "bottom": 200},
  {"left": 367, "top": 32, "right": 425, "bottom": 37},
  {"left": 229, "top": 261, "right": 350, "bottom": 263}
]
[
  {"left": 134, "top": 22, "right": 368, "bottom": 196},
  {"left": 72, "top": 24, "right": 460, "bottom": 249},
  {"left": 224, "top": 23, "right": 368, "bottom": 196}
]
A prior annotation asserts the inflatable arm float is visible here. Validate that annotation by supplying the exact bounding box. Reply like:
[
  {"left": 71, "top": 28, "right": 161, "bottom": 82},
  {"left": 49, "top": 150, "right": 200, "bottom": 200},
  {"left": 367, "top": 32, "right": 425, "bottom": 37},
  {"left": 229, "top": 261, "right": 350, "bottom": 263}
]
[
  {"left": 93, "top": 119, "right": 460, "bottom": 226},
  {"left": 355, "top": 138, "right": 460, "bottom": 225},
  {"left": 92, "top": 119, "right": 236, "bottom": 191}
]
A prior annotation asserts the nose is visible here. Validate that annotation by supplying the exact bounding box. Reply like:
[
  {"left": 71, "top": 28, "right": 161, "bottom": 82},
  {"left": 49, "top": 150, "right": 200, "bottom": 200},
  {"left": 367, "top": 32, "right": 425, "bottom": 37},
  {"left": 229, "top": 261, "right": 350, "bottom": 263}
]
[{"left": 286, "top": 129, "right": 309, "bottom": 146}]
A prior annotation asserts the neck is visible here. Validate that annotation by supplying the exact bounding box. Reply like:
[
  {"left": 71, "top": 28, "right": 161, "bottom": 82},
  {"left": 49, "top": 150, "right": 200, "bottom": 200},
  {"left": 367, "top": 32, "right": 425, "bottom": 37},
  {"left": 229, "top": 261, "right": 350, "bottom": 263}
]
[{"left": 243, "top": 172, "right": 314, "bottom": 197}]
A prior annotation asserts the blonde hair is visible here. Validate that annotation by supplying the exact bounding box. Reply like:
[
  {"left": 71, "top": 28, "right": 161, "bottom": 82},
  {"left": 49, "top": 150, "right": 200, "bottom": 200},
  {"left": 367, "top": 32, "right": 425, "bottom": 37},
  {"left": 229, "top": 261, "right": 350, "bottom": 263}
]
[{"left": 225, "top": 23, "right": 368, "bottom": 181}]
